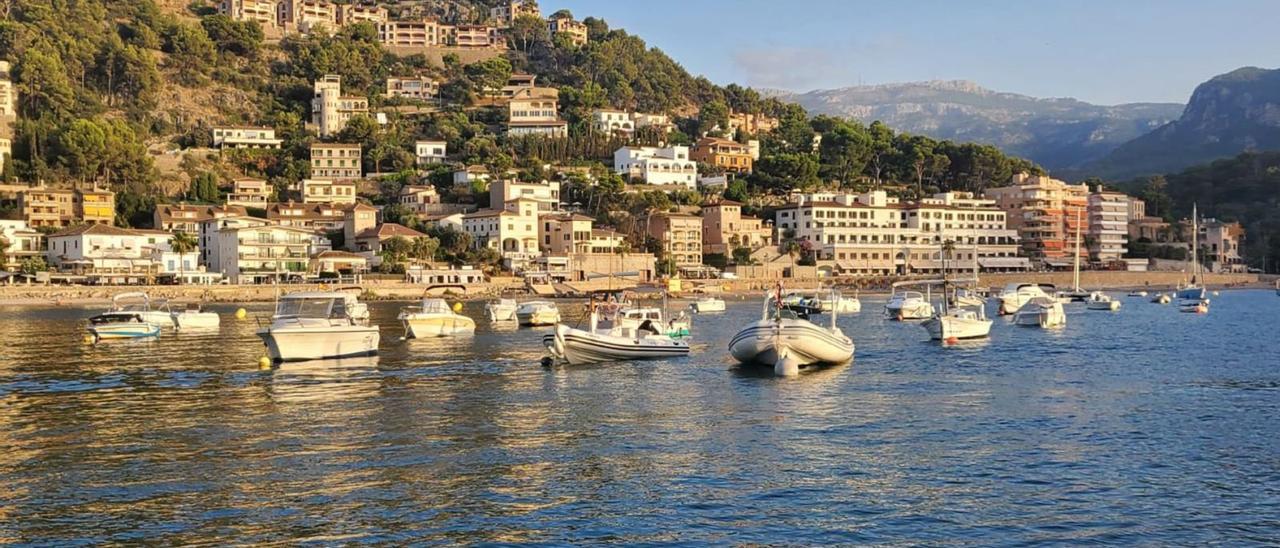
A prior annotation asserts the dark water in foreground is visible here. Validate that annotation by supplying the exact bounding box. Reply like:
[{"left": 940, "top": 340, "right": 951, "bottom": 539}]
[{"left": 1, "top": 290, "right": 1279, "bottom": 544}]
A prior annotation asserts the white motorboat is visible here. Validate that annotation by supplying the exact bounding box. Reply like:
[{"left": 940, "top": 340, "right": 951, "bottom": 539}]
[
  {"left": 398, "top": 298, "right": 476, "bottom": 338},
  {"left": 951, "top": 287, "right": 986, "bottom": 308},
  {"left": 105, "top": 292, "right": 175, "bottom": 328},
  {"left": 817, "top": 291, "right": 861, "bottom": 314},
  {"left": 516, "top": 301, "right": 560, "bottom": 326},
  {"left": 605, "top": 306, "right": 691, "bottom": 338},
  {"left": 485, "top": 298, "right": 518, "bottom": 322},
  {"left": 997, "top": 283, "right": 1056, "bottom": 315},
  {"left": 1151, "top": 292, "right": 1172, "bottom": 304},
  {"left": 885, "top": 282, "right": 936, "bottom": 320},
  {"left": 1085, "top": 291, "right": 1121, "bottom": 311},
  {"left": 257, "top": 292, "right": 380, "bottom": 363},
  {"left": 1012, "top": 296, "right": 1066, "bottom": 328},
  {"left": 172, "top": 303, "right": 221, "bottom": 329},
  {"left": 923, "top": 307, "right": 992, "bottom": 341},
  {"left": 729, "top": 289, "right": 854, "bottom": 376},
  {"left": 690, "top": 296, "right": 726, "bottom": 313},
  {"left": 1127, "top": 290, "right": 1149, "bottom": 297},
  {"left": 1178, "top": 298, "right": 1210, "bottom": 314},
  {"left": 87, "top": 311, "right": 161, "bottom": 341},
  {"left": 543, "top": 301, "right": 690, "bottom": 365}
]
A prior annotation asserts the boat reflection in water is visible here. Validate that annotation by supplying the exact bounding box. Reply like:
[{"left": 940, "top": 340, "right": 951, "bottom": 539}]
[{"left": 264, "top": 355, "right": 381, "bottom": 404}]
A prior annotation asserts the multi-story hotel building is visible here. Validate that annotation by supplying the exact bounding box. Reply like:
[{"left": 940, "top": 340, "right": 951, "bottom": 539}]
[
  {"left": 983, "top": 173, "right": 1088, "bottom": 265},
  {"left": 613, "top": 145, "right": 697, "bottom": 188},
  {"left": 774, "top": 190, "right": 1025, "bottom": 275},
  {"left": 701, "top": 200, "right": 772, "bottom": 255},
  {"left": 1087, "top": 189, "right": 1130, "bottom": 264},
  {"left": 379, "top": 19, "right": 444, "bottom": 48},
  {"left": 311, "top": 74, "right": 368, "bottom": 137},
  {"left": 211, "top": 126, "right": 282, "bottom": 149},
  {"left": 213, "top": 223, "right": 330, "bottom": 283},
  {"left": 645, "top": 212, "right": 704, "bottom": 270},
  {"left": 336, "top": 3, "right": 386, "bottom": 27},
  {"left": 453, "top": 25, "right": 501, "bottom": 48},
  {"left": 691, "top": 137, "right": 753, "bottom": 174},
  {"left": 309, "top": 143, "right": 363, "bottom": 180},
  {"left": 18, "top": 186, "right": 116, "bottom": 228}
]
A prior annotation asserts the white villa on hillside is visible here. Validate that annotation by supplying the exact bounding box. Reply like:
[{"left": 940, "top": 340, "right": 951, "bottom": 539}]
[{"left": 613, "top": 146, "right": 697, "bottom": 188}]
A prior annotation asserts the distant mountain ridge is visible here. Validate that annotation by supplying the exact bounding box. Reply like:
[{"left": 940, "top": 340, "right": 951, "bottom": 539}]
[
  {"left": 772, "top": 80, "right": 1182, "bottom": 170},
  {"left": 1079, "top": 66, "right": 1280, "bottom": 180}
]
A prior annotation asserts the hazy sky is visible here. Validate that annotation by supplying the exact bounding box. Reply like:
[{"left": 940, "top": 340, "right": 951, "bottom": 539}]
[{"left": 552, "top": 0, "right": 1278, "bottom": 105}]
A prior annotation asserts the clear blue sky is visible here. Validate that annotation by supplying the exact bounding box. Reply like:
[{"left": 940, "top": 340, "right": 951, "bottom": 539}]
[{"left": 551, "top": 0, "right": 1278, "bottom": 105}]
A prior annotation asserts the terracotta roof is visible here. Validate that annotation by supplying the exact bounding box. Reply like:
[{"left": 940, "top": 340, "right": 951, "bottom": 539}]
[
  {"left": 463, "top": 209, "right": 512, "bottom": 219},
  {"left": 48, "top": 223, "right": 140, "bottom": 238},
  {"left": 354, "top": 223, "right": 426, "bottom": 240},
  {"left": 156, "top": 203, "right": 250, "bottom": 224},
  {"left": 266, "top": 201, "right": 358, "bottom": 220}
]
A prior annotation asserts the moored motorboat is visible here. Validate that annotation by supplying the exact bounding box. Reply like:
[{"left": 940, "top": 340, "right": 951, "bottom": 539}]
[
  {"left": 105, "top": 292, "right": 175, "bottom": 328},
  {"left": 87, "top": 312, "right": 161, "bottom": 341},
  {"left": 516, "top": 301, "right": 560, "bottom": 326},
  {"left": 923, "top": 307, "right": 992, "bottom": 341},
  {"left": 543, "top": 300, "right": 690, "bottom": 365},
  {"left": 1178, "top": 298, "right": 1210, "bottom": 314},
  {"left": 1128, "top": 290, "right": 1149, "bottom": 297},
  {"left": 884, "top": 288, "right": 935, "bottom": 320},
  {"left": 690, "top": 296, "right": 726, "bottom": 313},
  {"left": 817, "top": 291, "right": 861, "bottom": 314},
  {"left": 1151, "top": 292, "right": 1172, "bottom": 304},
  {"left": 1086, "top": 291, "right": 1121, "bottom": 311},
  {"left": 997, "top": 283, "right": 1056, "bottom": 315},
  {"left": 1012, "top": 296, "right": 1066, "bottom": 328},
  {"left": 256, "top": 292, "right": 379, "bottom": 363},
  {"left": 780, "top": 291, "right": 822, "bottom": 318},
  {"left": 729, "top": 289, "right": 854, "bottom": 376},
  {"left": 485, "top": 298, "right": 518, "bottom": 322},
  {"left": 398, "top": 298, "right": 476, "bottom": 338},
  {"left": 172, "top": 303, "right": 221, "bottom": 329}
]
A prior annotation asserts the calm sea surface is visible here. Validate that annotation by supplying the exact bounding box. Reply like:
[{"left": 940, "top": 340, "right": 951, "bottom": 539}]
[{"left": 1, "top": 290, "right": 1279, "bottom": 544}]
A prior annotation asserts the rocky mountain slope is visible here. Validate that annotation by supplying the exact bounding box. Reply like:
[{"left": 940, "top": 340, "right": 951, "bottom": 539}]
[{"left": 772, "top": 80, "right": 1181, "bottom": 170}]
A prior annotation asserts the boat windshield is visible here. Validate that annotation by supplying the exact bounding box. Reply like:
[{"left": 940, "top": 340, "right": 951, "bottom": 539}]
[
  {"left": 420, "top": 299, "right": 452, "bottom": 314},
  {"left": 275, "top": 297, "right": 336, "bottom": 318}
]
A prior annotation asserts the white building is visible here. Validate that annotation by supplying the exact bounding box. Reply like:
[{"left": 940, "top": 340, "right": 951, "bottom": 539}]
[
  {"left": 310, "top": 143, "right": 363, "bottom": 180},
  {"left": 415, "top": 140, "right": 447, "bottom": 165},
  {"left": 613, "top": 146, "right": 697, "bottom": 188},
  {"left": 488, "top": 179, "right": 560, "bottom": 211},
  {"left": 774, "top": 190, "right": 1026, "bottom": 275},
  {"left": 591, "top": 110, "right": 673, "bottom": 135},
  {"left": 1, "top": 219, "right": 43, "bottom": 270},
  {"left": 211, "top": 126, "right": 282, "bottom": 149},
  {"left": 311, "top": 74, "right": 369, "bottom": 138},
  {"left": 44, "top": 224, "right": 194, "bottom": 281},
  {"left": 1087, "top": 190, "right": 1129, "bottom": 264},
  {"left": 212, "top": 223, "right": 330, "bottom": 283},
  {"left": 386, "top": 76, "right": 438, "bottom": 100},
  {"left": 226, "top": 178, "right": 271, "bottom": 209},
  {"left": 507, "top": 87, "right": 567, "bottom": 137}
]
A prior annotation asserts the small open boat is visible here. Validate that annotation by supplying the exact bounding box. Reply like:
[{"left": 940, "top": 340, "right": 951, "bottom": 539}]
[
  {"left": 1086, "top": 291, "right": 1121, "bottom": 311},
  {"left": 1012, "top": 296, "right": 1066, "bottom": 328},
  {"left": 399, "top": 298, "right": 475, "bottom": 338}
]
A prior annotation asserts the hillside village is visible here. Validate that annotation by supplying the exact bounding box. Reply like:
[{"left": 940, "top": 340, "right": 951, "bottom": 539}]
[{"left": 0, "top": 0, "right": 1250, "bottom": 286}]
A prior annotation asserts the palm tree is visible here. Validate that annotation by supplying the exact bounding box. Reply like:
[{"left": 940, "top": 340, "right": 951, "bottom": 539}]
[{"left": 169, "top": 231, "right": 198, "bottom": 284}]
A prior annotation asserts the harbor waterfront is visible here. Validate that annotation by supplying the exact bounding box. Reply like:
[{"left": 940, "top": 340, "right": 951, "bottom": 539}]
[{"left": 2, "top": 290, "right": 1278, "bottom": 543}]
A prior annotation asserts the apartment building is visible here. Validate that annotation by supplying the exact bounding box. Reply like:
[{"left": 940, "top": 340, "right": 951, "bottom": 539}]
[
  {"left": 309, "top": 143, "right": 363, "bottom": 179},
  {"left": 983, "top": 172, "right": 1088, "bottom": 264},
  {"left": 645, "top": 212, "right": 704, "bottom": 271},
  {"left": 489, "top": 179, "right": 560, "bottom": 211},
  {"left": 1199, "top": 218, "right": 1246, "bottom": 273},
  {"left": 44, "top": 224, "right": 176, "bottom": 280},
  {"left": 154, "top": 203, "right": 249, "bottom": 234},
  {"left": 336, "top": 3, "right": 386, "bottom": 27},
  {"left": 266, "top": 201, "right": 351, "bottom": 232},
  {"left": 386, "top": 76, "right": 438, "bottom": 100},
  {"left": 398, "top": 184, "right": 440, "bottom": 215},
  {"left": 613, "top": 145, "right": 697, "bottom": 188},
  {"left": 279, "top": 0, "right": 338, "bottom": 34},
  {"left": 547, "top": 14, "right": 588, "bottom": 46},
  {"left": 380, "top": 19, "right": 444, "bottom": 48},
  {"left": 1126, "top": 198, "right": 1171, "bottom": 244},
  {"left": 594, "top": 110, "right": 634, "bottom": 134},
  {"left": 311, "top": 74, "right": 369, "bottom": 137},
  {"left": 219, "top": 0, "right": 279, "bottom": 31},
  {"left": 415, "top": 140, "right": 447, "bottom": 165},
  {"left": 507, "top": 87, "right": 567, "bottom": 136},
  {"left": 299, "top": 178, "right": 357, "bottom": 204},
  {"left": 490, "top": 0, "right": 540, "bottom": 27},
  {"left": 351, "top": 222, "right": 426, "bottom": 259},
  {"left": 774, "top": 190, "right": 1024, "bottom": 275},
  {"left": 226, "top": 178, "right": 271, "bottom": 209},
  {"left": 453, "top": 25, "right": 501, "bottom": 48},
  {"left": 1087, "top": 189, "right": 1130, "bottom": 264},
  {"left": 691, "top": 137, "right": 753, "bottom": 174},
  {"left": 539, "top": 213, "right": 594, "bottom": 255},
  {"left": 18, "top": 187, "right": 116, "bottom": 228},
  {"left": 462, "top": 198, "right": 541, "bottom": 269},
  {"left": 701, "top": 200, "right": 772, "bottom": 255},
  {"left": 0, "top": 220, "right": 43, "bottom": 270},
  {"left": 211, "top": 126, "right": 282, "bottom": 149},
  {"left": 213, "top": 223, "right": 330, "bottom": 283},
  {"left": 727, "top": 110, "right": 780, "bottom": 136}
]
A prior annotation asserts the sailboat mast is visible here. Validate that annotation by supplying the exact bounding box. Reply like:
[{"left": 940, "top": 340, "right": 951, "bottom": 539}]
[
  {"left": 1191, "top": 204, "right": 1199, "bottom": 282},
  {"left": 1072, "top": 205, "right": 1082, "bottom": 291}
]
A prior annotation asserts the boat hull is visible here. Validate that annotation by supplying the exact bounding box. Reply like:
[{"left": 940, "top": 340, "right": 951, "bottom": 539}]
[
  {"left": 728, "top": 320, "right": 854, "bottom": 368},
  {"left": 691, "top": 299, "right": 726, "bottom": 313},
  {"left": 545, "top": 324, "right": 689, "bottom": 365},
  {"left": 517, "top": 310, "right": 560, "bottom": 326},
  {"left": 89, "top": 322, "right": 161, "bottom": 340},
  {"left": 400, "top": 314, "right": 476, "bottom": 338},
  {"left": 1176, "top": 287, "right": 1206, "bottom": 300},
  {"left": 1013, "top": 305, "right": 1066, "bottom": 328},
  {"left": 257, "top": 326, "right": 380, "bottom": 362},
  {"left": 485, "top": 305, "right": 517, "bottom": 322},
  {"left": 174, "top": 312, "right": 220, "bottom": 329},
  {"left": 922, "top": 316, "right": 992, "bottom": 340},
  {"left": 1087, "top": 300, "right": 1121, "bottom": 311}
]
